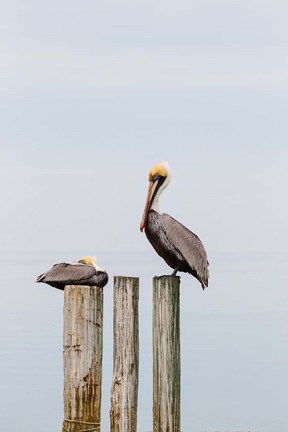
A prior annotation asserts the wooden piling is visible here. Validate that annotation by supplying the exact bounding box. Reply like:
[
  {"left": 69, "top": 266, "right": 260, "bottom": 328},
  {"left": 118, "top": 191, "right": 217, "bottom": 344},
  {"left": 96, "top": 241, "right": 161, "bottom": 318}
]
[
  {"left": 153, "top": 276, "right": 181, "bottom": 432},
  {"left": 110, "top": 276, "right": 139, "bottom": 432},
  {"left": 62, "top": 285, "right": 103, "bottom": 432}
]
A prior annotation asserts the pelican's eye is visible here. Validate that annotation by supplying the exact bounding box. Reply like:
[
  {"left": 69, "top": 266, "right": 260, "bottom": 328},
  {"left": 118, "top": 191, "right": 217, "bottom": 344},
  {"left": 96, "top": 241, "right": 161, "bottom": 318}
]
[{"left": 151, "top": 174, "right": 165, "bottom": 183}]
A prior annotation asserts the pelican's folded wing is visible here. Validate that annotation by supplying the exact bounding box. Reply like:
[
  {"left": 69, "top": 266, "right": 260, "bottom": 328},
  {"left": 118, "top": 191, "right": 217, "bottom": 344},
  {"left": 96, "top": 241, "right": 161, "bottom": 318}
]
[
  {"left": 161, "top": 213, "right": 209, "bottom": 287},
  {"left": 37, "top": 262, "right": 96, "bottom": 285}
]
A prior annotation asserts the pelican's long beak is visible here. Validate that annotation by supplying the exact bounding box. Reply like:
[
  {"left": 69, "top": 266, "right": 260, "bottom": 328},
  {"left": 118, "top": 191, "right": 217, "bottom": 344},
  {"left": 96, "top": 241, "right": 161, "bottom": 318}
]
[{"left": 140, "top": 180, "right": 157, "bottom": 232}]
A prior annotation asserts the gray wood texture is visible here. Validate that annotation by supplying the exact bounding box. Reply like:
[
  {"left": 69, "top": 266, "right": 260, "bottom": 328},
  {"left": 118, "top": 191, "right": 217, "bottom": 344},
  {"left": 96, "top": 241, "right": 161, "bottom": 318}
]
[
  {"left": 62, "top": 285, "right": 103, "bottom": 432},
  {"left": 153, "top": 276, "right": 181, "bottom": 432},
  {"left": 110, "top": 276, "right": 139, "bottom": 432}
]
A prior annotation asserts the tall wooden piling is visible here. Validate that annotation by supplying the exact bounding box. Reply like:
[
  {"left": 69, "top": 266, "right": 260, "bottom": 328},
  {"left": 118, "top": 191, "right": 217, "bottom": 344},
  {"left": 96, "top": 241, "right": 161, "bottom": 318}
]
[
  {"left": 62, "top": 285, "right": 103, "bottom": 432},
  {"left": 153, "top": 276, "right": 181, "bottom": 432},
  {"left": 110, "top": 276, "right": 139, "bottom": 432}
]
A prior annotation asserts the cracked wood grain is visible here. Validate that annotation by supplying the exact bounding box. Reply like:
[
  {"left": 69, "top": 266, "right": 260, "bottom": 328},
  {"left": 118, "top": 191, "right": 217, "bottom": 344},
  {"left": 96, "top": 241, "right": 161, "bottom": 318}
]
[
  {"left": 62, "top": 285, "right": 103, "bottom": 432},
  {"left": 110, "top": 276, "right": 139, "bottom": 432},
  {"left": 153, "top": 276, "right": 181, "bottom": 432}
]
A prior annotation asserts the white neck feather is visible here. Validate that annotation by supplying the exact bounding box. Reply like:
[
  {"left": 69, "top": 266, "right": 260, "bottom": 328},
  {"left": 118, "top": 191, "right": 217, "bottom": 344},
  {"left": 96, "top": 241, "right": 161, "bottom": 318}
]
[
  {"left": 150, "top": 170, "right": 171, "bottom": 214},
  {"left": 151, "top": 194, "right": 161, "bottom": 213}
]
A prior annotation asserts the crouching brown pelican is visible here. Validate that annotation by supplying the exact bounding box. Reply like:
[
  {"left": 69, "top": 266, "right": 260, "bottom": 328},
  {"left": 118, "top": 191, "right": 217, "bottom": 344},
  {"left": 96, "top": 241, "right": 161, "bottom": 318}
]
[
  {"left": 36, "top": 256, "right": 108, "bottom": 290},
  {"left": 140, "top": 162, "right": 209, "bottom": 289}
]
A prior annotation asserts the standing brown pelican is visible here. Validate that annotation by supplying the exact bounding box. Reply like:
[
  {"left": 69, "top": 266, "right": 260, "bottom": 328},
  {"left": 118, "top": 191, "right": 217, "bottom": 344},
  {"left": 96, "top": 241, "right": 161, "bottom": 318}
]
[
  {"left": 36, "top": 256, "right": 108, "bottom": 290},
  {"left": 140, "top": 162, "right": 209, "bottom": 289}
]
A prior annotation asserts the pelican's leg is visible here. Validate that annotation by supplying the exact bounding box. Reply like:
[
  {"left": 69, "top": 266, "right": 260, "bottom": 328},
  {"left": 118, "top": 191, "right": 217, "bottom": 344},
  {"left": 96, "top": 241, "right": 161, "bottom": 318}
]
[{"left": 171, "top": 267, "right": 178, "bottom": 276}]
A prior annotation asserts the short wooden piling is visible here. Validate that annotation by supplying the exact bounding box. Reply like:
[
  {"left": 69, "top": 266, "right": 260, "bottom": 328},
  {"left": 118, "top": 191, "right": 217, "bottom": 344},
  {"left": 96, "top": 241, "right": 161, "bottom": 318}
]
[
  {"left": 153, "top": 276, "right": 181, "bottom": 432},
  {"left": 62, "top": 285, "right": 103, "bottom": 432},
  {"left": 110, "top": 276, "right": 139, "bottom": 432}
]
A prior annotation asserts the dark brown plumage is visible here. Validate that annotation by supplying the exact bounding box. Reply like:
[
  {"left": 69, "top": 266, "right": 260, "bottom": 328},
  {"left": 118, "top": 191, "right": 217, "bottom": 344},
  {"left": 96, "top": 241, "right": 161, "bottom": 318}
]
[
  {"left": 36, "top": 257, "right": 108, "bottom": 290},
  {"left": 140, "top": 162, "right": 209, "bottom": 289}
]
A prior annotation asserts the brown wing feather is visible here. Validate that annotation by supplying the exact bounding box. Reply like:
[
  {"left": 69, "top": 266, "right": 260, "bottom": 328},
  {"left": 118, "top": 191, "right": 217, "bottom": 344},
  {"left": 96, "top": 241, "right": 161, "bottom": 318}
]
[
  {"left": 161, "top": 213, "right": 209, "bottom": 287},
  {"left": 37, "top": 262, "right": 96, "bottom": 284}
]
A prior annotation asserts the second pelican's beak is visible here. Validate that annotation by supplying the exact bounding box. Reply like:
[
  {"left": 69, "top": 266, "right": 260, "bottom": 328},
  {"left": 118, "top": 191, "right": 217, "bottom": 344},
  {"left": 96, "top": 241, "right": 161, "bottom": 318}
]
[{"left": 140, "top": 180, "right": 158, "bottom": 232}]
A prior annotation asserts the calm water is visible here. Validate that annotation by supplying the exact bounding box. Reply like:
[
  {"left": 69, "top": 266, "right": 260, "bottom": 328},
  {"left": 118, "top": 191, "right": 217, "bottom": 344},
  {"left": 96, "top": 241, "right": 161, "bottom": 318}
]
[{"left": 0, "top": 251, "right": 287, "bottom": 432}]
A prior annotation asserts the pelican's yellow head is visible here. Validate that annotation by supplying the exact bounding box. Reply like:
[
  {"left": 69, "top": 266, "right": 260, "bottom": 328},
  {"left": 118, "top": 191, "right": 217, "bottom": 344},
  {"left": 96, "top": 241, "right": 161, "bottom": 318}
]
[
  {"left": 148, "top": 161, "right": 170, "bottom": 181},
  {"left": 78, "top": 256, "right": 105, "bottom": 272},
  {"left": 140, "top": 161, "right": 171, "bottom": 232}
]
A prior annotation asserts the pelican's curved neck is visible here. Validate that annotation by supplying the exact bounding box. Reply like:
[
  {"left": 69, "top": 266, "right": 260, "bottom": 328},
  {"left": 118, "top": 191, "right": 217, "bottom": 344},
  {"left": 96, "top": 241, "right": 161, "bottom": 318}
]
[
  {"left": 150, "top": 174, "right": 170, "bottom": 214},
  {"left": 151, "top": 193, "right": 161, "bottom": 213}
]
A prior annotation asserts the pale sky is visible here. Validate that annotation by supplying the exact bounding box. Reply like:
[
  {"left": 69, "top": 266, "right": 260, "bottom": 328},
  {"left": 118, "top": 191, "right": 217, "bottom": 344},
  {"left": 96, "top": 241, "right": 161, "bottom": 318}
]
[
  {"left": 0, "top": 1, "right": 288, "bottom": 431},
  {"left": 1, "top": 0, "right": 288, "bottom": 259}
]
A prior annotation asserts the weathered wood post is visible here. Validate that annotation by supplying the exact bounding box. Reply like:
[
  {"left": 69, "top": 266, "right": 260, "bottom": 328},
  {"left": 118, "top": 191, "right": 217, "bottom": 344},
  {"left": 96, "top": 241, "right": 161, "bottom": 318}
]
[
  {"left": 153, "top": 276, "right": 181, "bottom": 432},
  {"left": 62, "top": 285, "right": 103, "bottom": 432},
  {"left": 110, "top": 276, "right": 139, "bottom": 432}
]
